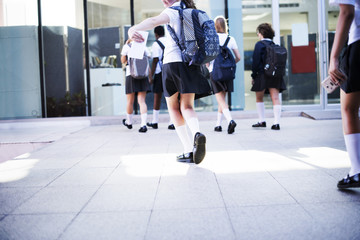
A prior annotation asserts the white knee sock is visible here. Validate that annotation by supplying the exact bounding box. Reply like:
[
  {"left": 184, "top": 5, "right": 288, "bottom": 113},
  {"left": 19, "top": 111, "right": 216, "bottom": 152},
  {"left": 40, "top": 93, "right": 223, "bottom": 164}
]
[
  {"left": 175, "top": 124, "right": 193, "bottom": 153},
  {"left": 216, "top": 112, "right": 222, "bottom": 126},
  {"left": 344, "top": 133, "right": 360, "bottom": 176},
  {"left": 222, "top": 108, "right": 233, "bottom": 124},
  {"left": 256, "top": 102, "right": 265, "bottom": 123},
  {"left": 126, "top": 113, "right": 133, "bottom": 124},
  {"left": 273, "top": 105, "right": 282, "bottom": 125},
  {"left": 184, "top": 117, "right": 200, "bottom": 139},
  {"left": 152, "top": 110, "right": 160, "bottom": 123},
  {"left": 140, "top": 113, "right": 147, "bottom": 127}
]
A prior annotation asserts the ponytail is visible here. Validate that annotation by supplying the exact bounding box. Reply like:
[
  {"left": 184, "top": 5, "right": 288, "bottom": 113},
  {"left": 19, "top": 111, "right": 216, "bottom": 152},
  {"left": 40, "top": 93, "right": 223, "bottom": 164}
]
[{"left": 182, "top": 0, "right": 196, "bottom": 9}]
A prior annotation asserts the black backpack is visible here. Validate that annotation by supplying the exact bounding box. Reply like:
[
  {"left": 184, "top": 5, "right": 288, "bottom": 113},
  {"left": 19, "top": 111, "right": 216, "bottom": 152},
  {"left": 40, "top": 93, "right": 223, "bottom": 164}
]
[
  {"left": 262, "top": 40, "right": 287, "bottom": 78},
  {"left": 211, "top": 36, "right": 236, "bottom": 82}
]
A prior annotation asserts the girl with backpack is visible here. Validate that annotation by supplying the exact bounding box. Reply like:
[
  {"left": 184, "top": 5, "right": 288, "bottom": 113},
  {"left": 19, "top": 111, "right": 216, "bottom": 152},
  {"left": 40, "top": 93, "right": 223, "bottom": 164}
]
[
  {"left": 128, "top": 0, "right": 211, "bottom": 164},
  {"left": 251, "top": 23, "right": 286, "bottom": 130},
  {"left": 121, "top": 39, "right": 151, "bottom": 133},
  {"left": 208, "top": 16, "right": 241, "bottom": 134}
]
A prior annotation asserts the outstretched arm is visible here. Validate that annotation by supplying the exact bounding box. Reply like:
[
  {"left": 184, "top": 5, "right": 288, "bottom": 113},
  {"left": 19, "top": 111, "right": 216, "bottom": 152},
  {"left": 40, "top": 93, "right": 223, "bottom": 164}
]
[
  {"left": 128, "top": 13, "right": 170, "bottom": 42},
  {"left": 328, "top": 4, "right": 354, "bottom": 84}
]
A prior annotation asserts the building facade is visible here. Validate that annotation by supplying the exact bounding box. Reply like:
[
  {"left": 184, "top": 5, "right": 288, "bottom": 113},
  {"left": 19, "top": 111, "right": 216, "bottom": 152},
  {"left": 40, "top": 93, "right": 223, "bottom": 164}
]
[{"left": 0, "top": 0, "right": 340, "bottom": 119}]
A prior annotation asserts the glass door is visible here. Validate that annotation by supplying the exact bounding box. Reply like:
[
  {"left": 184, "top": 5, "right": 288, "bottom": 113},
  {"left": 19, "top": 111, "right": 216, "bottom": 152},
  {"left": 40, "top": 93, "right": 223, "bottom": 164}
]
[{"left": 41, "top": 0, "right": 86, "bottom": 117}]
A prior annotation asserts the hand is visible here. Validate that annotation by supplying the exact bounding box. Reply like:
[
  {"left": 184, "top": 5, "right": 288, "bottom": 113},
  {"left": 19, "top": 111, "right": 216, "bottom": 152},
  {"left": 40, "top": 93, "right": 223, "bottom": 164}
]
[
  {"left": 128, "top": 27, "right": 144, "bottom": 43},
  {"left": 328, "top": 57, "right": 346, "bottom": 85},
  {"left": 149, "top": 75, "right": 154, "bottom": 84}
]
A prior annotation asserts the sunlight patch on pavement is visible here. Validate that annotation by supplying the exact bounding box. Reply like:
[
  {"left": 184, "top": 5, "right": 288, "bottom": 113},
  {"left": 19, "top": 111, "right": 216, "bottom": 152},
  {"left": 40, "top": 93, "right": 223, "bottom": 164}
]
[
  {"left": 120, "top": 153, "right": 190, "bottom": 177},
  {"left": 0, "top": 158, "right": 39, "bottom": 183}
]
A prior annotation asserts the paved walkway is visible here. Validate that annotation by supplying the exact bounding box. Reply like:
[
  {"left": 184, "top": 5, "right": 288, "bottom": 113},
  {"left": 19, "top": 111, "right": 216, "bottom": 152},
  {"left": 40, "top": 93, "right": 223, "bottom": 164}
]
[{"left": 0, "top": 111, "right": 360, "bottom": 240}]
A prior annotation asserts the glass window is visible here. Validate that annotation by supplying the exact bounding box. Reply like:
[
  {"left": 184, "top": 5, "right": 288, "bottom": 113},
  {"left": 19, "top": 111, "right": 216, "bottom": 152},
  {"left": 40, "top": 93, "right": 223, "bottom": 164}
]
[
  {"left": 327, "top": 2, "right": 341, "bottom": 104},
  {"left": 0, "top": 0, "right": 41, "bottom": 119},
  {"left": 242, "top": 0, "right": 322, "bottom": 110},
  {"left": 41, "top": 0, "right": 86, "bottom": 117},
  {"left": 87, "top": 0, "right": 130, "bottom": 116}
]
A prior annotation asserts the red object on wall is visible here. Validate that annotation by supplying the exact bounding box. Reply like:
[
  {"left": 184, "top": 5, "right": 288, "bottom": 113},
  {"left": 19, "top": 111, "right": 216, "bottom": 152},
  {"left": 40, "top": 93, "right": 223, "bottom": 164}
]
[{"left": 291, "top": 41, "right": 316, "bottom": 74}]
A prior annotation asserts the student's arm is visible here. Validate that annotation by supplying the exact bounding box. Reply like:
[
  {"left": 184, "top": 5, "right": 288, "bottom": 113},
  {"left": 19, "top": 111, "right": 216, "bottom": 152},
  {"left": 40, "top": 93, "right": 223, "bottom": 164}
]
[
  {"left": 128, "top": 13, "right": 170, "bottom": 42},
  {"left": 149, "top": 58, "right": 159, "bottom": 84},
  {"left": 121, "top": 55, "right": 127, "bottom": 65},
  {"left": 232, "top": 48, "right": 241, "bottom": 63},
  {"left": 329, "top": 4, "right": 354, "bottom": 84}
]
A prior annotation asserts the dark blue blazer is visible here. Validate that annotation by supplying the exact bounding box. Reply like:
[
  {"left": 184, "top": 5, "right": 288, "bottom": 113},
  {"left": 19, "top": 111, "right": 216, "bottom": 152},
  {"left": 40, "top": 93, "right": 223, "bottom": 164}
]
[{"left": 251, "top": 40, "right": 273, "bottom": 79}]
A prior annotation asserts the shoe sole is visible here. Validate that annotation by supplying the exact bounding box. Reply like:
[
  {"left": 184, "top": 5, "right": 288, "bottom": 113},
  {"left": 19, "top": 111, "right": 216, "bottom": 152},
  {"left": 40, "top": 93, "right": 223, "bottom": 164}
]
[
  {"left": 228, "top": 122, "right": 237, "bottom": 134},
  {"left": 193, "top": 134, "right": 206, "bottom": 164},
  {"left": 337, "top": 182, "right": 360, "bottom": 189}
]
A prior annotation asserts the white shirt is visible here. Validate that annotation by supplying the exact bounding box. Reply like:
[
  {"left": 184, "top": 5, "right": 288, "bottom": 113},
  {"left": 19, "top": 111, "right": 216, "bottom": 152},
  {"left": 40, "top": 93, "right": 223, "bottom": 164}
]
[
  {"left": 121, "top": 43, "right": 150, "bottom": 76},
  {"left": 161, "top": 1, "right": 183, "bottom": 64},
  {"left": 330, "top": 0, "right": 360, "bottom": 45},
  {"left": 151, "top": 36, "right": 166, "bottom": 74},
  {"left": 209, "top": 33, "right": 239, "bottom": 72}
]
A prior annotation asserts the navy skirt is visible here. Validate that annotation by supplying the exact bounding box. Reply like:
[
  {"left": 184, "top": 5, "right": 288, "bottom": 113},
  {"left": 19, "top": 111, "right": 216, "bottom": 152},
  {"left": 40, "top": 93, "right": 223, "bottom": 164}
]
[
  {"left": 210, "top": 74, "right": 234, "bottom": 93},
  {"left": 340, "top": 40, "right": 360, "bottom": 93},
  {"left": 125, "top": 76, "right": 151, "bottom": 94},
  {"left": 251, "top": 73, "right": 286, "bottom": 93},
  {"left": 162, "top": 62, "right": 212, "bottom": 99},
  {"left": 152, "top": 73, "right": 163, "bottom": 93}
]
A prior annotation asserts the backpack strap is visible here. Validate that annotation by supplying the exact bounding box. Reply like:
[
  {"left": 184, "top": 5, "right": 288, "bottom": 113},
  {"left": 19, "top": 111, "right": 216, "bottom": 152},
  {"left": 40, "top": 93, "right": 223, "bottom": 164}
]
[
  {"left": 167, "top": 4, "right": 186, "bottom": 61},
  {"left": 223, "top": 36, "right": 231, "bottom": 48},
  {"left": 156, "top": 40, "right": 165, "bottom": 62},
  {"left": 156, "top": 40, "right": 165, "bottom": 50}
]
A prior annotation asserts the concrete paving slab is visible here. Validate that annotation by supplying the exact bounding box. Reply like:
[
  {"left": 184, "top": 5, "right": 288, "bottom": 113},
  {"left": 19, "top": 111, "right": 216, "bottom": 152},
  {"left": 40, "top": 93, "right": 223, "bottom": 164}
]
[
  {"left": 146, "top": 208, "right": 236, "bottom": 240},
  {"left": 83, "top": 182, "right": 158, "bottom": 212},
  {"left": 60, "top": 211, "right": 150, "bottom": 240},
  {"left": 47, "top": 168, "right": 113, "bottom": 187},
  {"left": 13, "top": 186, "right": 98, "bottom": 214},
  {"left": 154, "top": 167, "right": 224, "bottom": 210},
  {"left": 217, "top": 173, "right": 296, "bottom": 207},
  {"left": 302, "top": 202, "right": 360, "bottom": 239},
  {"left": 0, "top": 187, "right": 40, "bottom": 214},
  {"left": 228, "top": 204, "right": 324, "bottom": 240},
  {"left": 0, "top": 214, "right": 75, "bottom": 240}
]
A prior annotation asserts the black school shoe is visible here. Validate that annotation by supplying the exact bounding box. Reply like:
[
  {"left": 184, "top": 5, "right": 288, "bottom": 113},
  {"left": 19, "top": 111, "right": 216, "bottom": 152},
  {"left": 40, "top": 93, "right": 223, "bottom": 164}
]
[
  {"left": 193, "top": 132, "right": 206, "bottom": 164},
  {"left": 252, "top": 121, "right": 266, "bottom": 128},
  {"left": 337, "top": 173, "right": 360, "bottom": 189},
  {"left": 122, "top": 119, "right": 132, "bottom": 129},
  {"left": 176, "top": 152, "right": 194, "bottom": 163},
  {"left": 147, "top": 122, "right": 158, "bottom": 129},
  {"left": 168, "top": 124, "right": 175, "bottom": 130},
  {"left": 227, "top": 120, "right": 237, "bottom": 134},
  {"left": 138, "top": 126, "right": 147, "bottom": 133},
  {"left": 214, "top": 126, "right": 222, "bottom": 132},
  {"left": 271, "top": 124, "right": 280, "bottom": 130}
]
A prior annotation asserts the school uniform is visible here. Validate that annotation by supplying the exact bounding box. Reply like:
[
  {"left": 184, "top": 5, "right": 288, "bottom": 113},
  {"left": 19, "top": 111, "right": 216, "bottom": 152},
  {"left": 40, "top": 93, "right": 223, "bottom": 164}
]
[
  {"left": 151, "top": 36, "right": 166, "bottom": 93},
  {"left": 330, "top": 0, "right": 360, "bottom": 93},
  {"left": 250, "top": 39, "right": 286, "bottom": 93},
  {"left": 161, "top": 2, "right": 212, "bottom": 99},
  {"left": 120, "top": 44, "right": 151, "bottom": 94},
  {"left": 209, "top": 33, "right": 238, "bottom": 94}
]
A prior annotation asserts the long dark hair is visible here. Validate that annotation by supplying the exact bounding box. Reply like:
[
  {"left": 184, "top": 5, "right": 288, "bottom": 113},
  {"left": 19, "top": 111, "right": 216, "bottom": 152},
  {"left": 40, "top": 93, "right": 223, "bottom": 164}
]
[{"left": 182, "top": 0, "right": 196, "bottom": 9}]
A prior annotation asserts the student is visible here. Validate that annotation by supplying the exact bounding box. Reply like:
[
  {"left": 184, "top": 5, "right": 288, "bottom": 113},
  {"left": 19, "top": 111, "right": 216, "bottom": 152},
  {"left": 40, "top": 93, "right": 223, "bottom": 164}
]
[
  {"left": 128, "top": 0, "right": 211, "bottom": 164},
  {"left": 251, "top": 23, "right": 286, "bottom": 130},
  {"left": 121, "top": 39, "right": 151, "bottom": 133},
  {"left": 328, "top": 0, "right": 360, "bottom": 188},
  {"left": 147, "top": 26, "right": 175, "bottom": 130},
  {"left": 208, "top": 16, "right": 241, "bottom": 134}
]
